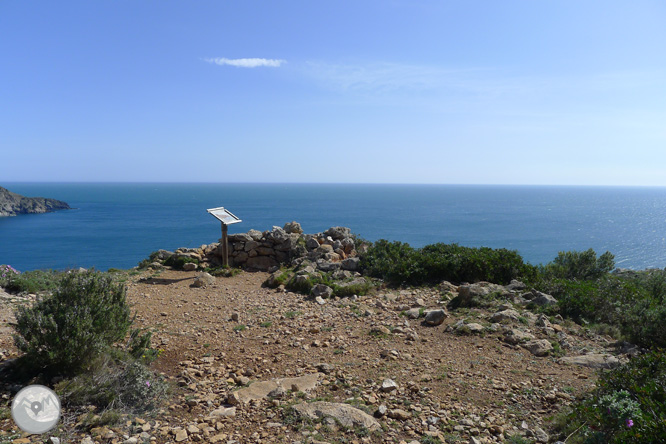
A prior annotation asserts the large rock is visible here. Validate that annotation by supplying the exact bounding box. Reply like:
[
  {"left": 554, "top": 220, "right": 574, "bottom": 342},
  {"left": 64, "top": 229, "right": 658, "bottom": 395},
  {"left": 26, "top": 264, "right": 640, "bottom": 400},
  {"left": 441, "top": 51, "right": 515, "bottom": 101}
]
[
  {"left": 182, "top": 262, "right": 198, "bottom": 271},
  {"left": 324, "top": 226, "right": 352, "bottom": 240},
  {"left": 228, "top": 374, "right": 322, "bottom": 405},
  {"left": 306, "top": 238, "right": 320, "bottom": 250},
  {"left": 450, "top": 282, "right": 505, "bottom": 308},
  {"left": 316, "top": 260, "right": 341, "bottom": 272},
  {"left": 311, "top": 284, "right": 333, "bottom": 299},
  {"left": 503, "top": 329, "right": 535, "bottom": 344},
  {"left": 531, "top": 292, "right": 558, "bottom": 306},
  {"left": 522, "top": 339, "right": 553, "bottom": 357},
  {"left": 291, "top": 401, "right": 381, "bottom": 431},
  {"left": 283, "top": 221, "right": 303, "bottom": 234},
  {"left": 247, "top": 229, "right": 263, "bottom": 241},
  {"left": 266, "top": 226, "right": 290, "bottom": 243},
  {"left": 192, "top": 272, "right": 215, "bottom": 288},
  {"left": 341, "top": 257, "right": 360, "bottom": 271},
  {"left": 491, "top": 309, "right": 521, "bottom": 323},
  {"left": 505, "top": 279, "right": 527, "bottom": 291},
  {"left": 228, "top": 233, "right": 253, "bottom": 243},
  {"left": 424, "top": 309, "right": 448, "bottom": 326}
]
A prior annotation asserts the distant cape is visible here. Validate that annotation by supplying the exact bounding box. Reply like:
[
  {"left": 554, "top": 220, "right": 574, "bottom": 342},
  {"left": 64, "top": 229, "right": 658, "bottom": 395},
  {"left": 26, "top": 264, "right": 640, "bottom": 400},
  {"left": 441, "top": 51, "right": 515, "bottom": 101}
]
[{"left": 0, "top": 186, "right": 71, "bottom": 217}]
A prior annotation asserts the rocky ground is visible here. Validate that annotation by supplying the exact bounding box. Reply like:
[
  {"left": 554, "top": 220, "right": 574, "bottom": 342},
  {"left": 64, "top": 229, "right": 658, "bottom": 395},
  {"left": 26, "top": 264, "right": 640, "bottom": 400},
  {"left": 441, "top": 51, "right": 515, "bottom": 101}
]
[{"left": 0, "top": 269, "right": 633, "bottom": 444}]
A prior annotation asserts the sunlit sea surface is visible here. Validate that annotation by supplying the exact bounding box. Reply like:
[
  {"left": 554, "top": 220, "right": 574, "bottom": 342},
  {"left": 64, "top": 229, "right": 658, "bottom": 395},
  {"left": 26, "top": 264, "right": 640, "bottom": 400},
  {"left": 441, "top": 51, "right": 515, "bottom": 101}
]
[{"left": 1, "top": 183, "right": 665, "bottom": 271}]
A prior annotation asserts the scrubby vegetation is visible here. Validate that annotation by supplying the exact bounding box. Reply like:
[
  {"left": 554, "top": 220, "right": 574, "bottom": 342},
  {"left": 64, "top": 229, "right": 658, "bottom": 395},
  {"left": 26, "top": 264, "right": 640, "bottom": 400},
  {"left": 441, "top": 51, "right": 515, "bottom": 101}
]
[
  {"left": 552, "top": 350, "right": 666, "bottom": 443},
  {"left": 265, "top": 267, "right": 373, "bottom": 298},
  {"left": 358, "top": 239, "right": 531, "bottom": 286},
  {"left": 529, "top": 252, "right": 666, "bottom": 349},
  {"left": 13, "top": 271, "right": 132, "bottom": 374},
  {"left": 0, "top": 265, "right": 61, "bottom": 294},
  {"left": 353, "top": 241, "right": 666, "bottom": 442},
  {"left": 6, "top": 269, "right": 167, "bottom": 429}
]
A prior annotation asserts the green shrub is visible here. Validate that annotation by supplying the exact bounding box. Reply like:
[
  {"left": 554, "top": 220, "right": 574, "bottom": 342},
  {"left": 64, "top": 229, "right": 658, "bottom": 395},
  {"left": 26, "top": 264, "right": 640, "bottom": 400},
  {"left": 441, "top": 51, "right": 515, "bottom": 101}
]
[
  {"left": 12, "top": 270, "right": 132, "bottom": 375},
  {"left": 554, "top": 350, "right": 666, "bottom": 443},
  {"left": 623, "top": 301, "right": 666, "bottom": 348},
  {"left": 359, "top": 240, "right": 531, "bottom": 286},
  {"left": 359, "top": 240, "right": 423, "bottom": 285},
  {"left": 541, "top": 249, "right": 615, "bottom": 281},
  {"left": 1, "top": 267, "right": 61, "bottom": 294},
  {"left": 333, "top": 279, "right": 373, "bottom": 297},
  {"left": 163, "top": 255, "right": 198, "bottom": 270},
  {"left": 285, "top": 272, "right": 372, "bottom": 297}
]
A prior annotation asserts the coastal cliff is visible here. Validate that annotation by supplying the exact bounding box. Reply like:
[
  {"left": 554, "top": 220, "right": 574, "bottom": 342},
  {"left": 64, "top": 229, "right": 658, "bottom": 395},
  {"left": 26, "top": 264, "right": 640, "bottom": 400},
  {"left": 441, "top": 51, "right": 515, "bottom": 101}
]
[{"left": 0, "top": 186, "right": 71, "bottom": 217}]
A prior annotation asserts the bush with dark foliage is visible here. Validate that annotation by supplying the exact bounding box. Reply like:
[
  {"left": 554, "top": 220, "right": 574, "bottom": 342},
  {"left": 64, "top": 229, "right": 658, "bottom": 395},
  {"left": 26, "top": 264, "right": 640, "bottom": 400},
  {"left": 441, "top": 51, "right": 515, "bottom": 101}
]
[{"left": 13, "top": 270, "right": 132, "bottom": 375}]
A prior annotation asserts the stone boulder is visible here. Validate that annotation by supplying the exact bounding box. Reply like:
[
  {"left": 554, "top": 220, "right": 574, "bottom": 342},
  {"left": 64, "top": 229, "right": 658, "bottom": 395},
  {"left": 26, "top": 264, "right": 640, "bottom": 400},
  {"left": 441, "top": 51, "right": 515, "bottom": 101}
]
[
  {"left": 228, "top": 374, "right": 322, "bottom": 405},
  {"left": 291, "top": 402, "right": 381, "bottom": 431},
  {"left": 521, "top": 289, "right": 558, "bottom": 306},
  {"left": 311, "top": 284, "right": 334, "bottom": 299},
  {"left": 192, "top": 272, "right": 215, "bottom": 288},
  {"left": 505, "top": 279, "right": 527, "bottom": 291},
  {"left": 182, "top": 262, "right": 198, "bottom": 271},
  {"left": 531, "top": 292, "right": 558, "bottom": 307},
  {"left": 491, "top": 309, "right": 521, "bottom": 323},
  {"left": 424, "top": 309, "right": 448, "bottom": 326},
  {"left": 522, "top": 339, "right": 553, "bottom": 357},
  {"left": 449, "top": 282, "right": 505, "bottom": 308},
  {"left": 283, "top": 221, "right": 303, "bottom": 234},
  {"left": 341, "top": 257, "right": 360, "bottom": 271},
  {"left": 316, "top": 260, "right": 341, "bottom": 272},
  {"left": 503, "top": 329, "right": 536, "bottom": 344},
  {"left": 324, "top": 226, "right": 352, "bottom": 240}
]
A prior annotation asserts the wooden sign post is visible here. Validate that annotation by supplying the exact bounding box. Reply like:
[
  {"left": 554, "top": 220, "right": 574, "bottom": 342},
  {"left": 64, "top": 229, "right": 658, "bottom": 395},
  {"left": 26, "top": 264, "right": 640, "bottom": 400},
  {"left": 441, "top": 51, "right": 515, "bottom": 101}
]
[{"left": 206, "top": 207, "right": 242, "bottom": 267}]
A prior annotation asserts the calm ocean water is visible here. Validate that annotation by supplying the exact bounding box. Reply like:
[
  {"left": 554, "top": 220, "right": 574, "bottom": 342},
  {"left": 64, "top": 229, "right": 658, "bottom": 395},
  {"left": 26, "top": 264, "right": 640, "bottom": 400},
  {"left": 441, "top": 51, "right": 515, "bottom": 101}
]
[{"left": 1, "top": 183, "right": 665, "bottom": 272}]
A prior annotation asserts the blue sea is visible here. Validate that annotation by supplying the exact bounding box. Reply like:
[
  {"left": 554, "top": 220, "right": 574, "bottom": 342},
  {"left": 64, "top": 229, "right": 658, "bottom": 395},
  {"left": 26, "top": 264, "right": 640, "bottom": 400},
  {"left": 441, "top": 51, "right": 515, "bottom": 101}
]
[{"left": 1, "top": 183, "right": 666, "bottom": 272}]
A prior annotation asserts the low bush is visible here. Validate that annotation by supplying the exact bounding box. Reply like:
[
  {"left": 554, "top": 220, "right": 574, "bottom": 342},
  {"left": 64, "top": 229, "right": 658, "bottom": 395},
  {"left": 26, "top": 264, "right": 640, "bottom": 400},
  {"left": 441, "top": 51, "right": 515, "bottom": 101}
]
[
  {"left": 553, "top": 350, "right": 666, "bottom": 443},
  {"left": 284, "top": 272, "right": 373, "bottom": 297},
  {"left": 163, "top": 255, "right": 199, "bottom": 270},
  {"left": 12, "top": 270, "right": 132, "bottom": 375},
  {"left": 1, "top": 266, "right": 61, "bottom": 294},
  {"left": 359, "top": 240, "right": 531, "bottom": 286},
  {"left": 56, "top": 353, "right": 168, "bottom": 414},
  {"left": 541, "top": 249, "right": 615, "bottom": 281}
]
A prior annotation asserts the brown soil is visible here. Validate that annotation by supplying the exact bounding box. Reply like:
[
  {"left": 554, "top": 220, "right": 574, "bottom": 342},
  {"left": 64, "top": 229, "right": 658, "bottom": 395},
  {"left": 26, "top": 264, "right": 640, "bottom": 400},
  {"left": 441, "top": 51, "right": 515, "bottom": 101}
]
[{"left": 0, "top": 270, "right": 612, "bottom": 444}]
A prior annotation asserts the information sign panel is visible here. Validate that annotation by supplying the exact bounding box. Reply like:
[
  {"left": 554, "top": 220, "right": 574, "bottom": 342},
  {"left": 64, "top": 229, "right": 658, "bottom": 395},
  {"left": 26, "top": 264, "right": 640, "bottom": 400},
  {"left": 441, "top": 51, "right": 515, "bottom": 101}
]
[{"left": 207, "top": 207, "right": 242, "bottom": 225}]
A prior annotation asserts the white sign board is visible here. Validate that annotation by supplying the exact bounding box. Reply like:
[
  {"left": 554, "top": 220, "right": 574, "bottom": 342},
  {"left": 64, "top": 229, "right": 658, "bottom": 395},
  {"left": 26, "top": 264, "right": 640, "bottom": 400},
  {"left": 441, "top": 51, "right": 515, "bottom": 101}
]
[{"left": 207, "top": 207, "right": 242, "bottom": 225}]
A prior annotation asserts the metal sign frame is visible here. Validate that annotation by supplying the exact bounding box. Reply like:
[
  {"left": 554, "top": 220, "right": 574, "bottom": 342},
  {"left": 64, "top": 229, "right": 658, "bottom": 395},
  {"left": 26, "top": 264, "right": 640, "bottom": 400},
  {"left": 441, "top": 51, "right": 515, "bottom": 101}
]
[{"left": 206, "top": 207, "right": 242, "bottom": 225}]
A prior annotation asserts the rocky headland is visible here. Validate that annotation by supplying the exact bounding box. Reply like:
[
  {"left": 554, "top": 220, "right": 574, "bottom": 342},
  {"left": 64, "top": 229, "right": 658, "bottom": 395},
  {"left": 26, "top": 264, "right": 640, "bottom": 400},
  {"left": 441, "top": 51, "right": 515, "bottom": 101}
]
[{"left": 0, "top": 186, "right": 71, "bottom": 217}]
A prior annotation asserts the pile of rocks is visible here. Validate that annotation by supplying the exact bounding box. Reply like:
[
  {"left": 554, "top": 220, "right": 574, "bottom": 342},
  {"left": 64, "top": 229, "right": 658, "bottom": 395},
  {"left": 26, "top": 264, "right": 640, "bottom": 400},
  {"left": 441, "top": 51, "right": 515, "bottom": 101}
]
[{"left": 159, "top": 222, "right": 360, "bottom": 272}]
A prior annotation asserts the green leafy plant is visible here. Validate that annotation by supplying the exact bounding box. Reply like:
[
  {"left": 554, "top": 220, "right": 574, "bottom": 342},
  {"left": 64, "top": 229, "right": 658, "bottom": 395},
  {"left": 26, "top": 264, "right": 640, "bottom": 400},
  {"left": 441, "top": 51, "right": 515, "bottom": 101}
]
[
  {"left": 163, "top": 255, "right": 199, "bottom": 270},
  {"left": 1, "top": 267, "right": 61, "bottom": 294},
  {"left": 12, "top": 270, "right": 132, "bottom": 374},
  {"left": 359, "top": 239, "right": 531, "bottom": 286},
  {"left": 542, "top": 249, "right": 615, "bottom": 281},
  {"left": 554, "top": 350, "right": 666, "bottom": 443}
]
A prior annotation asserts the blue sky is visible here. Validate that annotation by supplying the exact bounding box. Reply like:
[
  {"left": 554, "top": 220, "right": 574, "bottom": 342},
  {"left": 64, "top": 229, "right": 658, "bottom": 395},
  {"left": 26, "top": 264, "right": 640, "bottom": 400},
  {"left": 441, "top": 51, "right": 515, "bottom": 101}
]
[{"left": 2, "top": 1, "right": 665, "bottom": 185}]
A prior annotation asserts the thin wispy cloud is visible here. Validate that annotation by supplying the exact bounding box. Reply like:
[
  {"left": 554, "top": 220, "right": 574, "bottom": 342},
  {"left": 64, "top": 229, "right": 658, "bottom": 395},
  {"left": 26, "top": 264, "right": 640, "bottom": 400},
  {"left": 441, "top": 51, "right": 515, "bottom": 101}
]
[
  {"left": 204, "top": 57, "right": 286, "bottom": 68},
  {"left": 304, "top": 61, "right": 459, "bottom": 92},
  {"left": 303, "top": 62, "right": 666, "bottom": 104}
]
